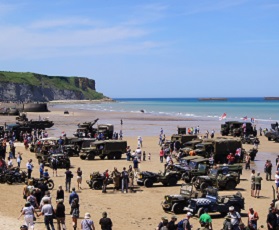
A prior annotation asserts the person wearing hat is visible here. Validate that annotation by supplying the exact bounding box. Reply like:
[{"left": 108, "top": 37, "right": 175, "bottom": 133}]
[
  {"left": 18, "top": 201, "right": 39, "bottom": 230},
  {"left": 99, "top": 211, "right": 113, "bottom": 230},
  {"left": 167, "top": 215, "right": 177, "bottom": 230},
  {"left": 247, "top": 207, "right": 259, "bottom": 230},
  {"left": 156, "top": 217, "right": 168, "bottom": 230},
  {"left": 199, "top": 208, "right": 212, "bottom": 230},
  {"left": 81, "top": 212, "right": 95, "bottom": 230},
  {"left": 222, "top": 214, "right": 232, "bottom": 230},
  {"left": 228, "top": 206, "right": 241, "bottom": 230},
  {"left": 55, "top": 199, "right": 66, "bottom": 230}
]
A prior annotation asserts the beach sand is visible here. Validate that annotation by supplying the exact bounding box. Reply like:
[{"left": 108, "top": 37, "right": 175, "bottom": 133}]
[{"left": 0, "top": 108, "right": 278, "bottom": 229}]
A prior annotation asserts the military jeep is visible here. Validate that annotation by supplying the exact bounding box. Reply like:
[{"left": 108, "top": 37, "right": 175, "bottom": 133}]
[
  {"left": 37, "top": 153, "right": 70, "bottom": 168},
  {"left": 80, "top": 140, "right": 127, "bottom": 160},
  {"left": 137, "top": 170, "right": 181, "bottom": 187},
  {"left": 86, "top": 171, "right": 113, "bottom": 190},
  {"left": 194, "top": 167, "right": 241, "bottom": 192},
  {"left": 185, "top": 187, "right": 245, "bottom": 217},
  {"left": 161, "top": 183, "right": 205, "bottom": 214}
]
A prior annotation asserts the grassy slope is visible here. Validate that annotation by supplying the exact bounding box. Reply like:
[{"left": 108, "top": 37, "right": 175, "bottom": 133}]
[{"left": 0, "top": 71, "right": 105, "bottom": 99}]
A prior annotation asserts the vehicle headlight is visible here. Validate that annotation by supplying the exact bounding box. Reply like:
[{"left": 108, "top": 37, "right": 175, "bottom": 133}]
[{"left": 90, "top": 175, "right": 92, "bottom": 179}]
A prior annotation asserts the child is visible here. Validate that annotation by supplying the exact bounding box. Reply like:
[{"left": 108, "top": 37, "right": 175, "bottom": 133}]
[
  {"left": 148, "top": 153, "right": 151, "bottom": 161},
  {"left": 143, "top": 151, "right": 146, "bottom": 161},
  {"left": 43, "top": 168, "right": 49, "bottom": 179}
]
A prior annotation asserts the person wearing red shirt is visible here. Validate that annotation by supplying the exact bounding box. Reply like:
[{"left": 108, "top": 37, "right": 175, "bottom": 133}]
[
  {"left": 227, "top": 153, "right": 235, "bottom": 165},
  {"left": 159, "top": 148, "right": 164, "bottom": 163}
]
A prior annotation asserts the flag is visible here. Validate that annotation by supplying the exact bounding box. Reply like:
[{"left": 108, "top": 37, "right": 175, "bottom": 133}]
[
  {"left": 242, "top": 116, "right": 247, "bottom": 121},
  {"left": 219, "top": 113, "right": 227, "bottom": 120}
]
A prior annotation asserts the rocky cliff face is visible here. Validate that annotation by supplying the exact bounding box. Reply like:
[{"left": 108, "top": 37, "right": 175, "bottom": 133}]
[{"left": 0, "top": 77, "right": 99, "bottom": 102}]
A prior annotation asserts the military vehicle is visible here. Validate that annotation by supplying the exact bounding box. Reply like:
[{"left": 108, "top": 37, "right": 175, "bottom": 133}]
[
  {"left": 265, "top": 123, "right": 279, "bottom": 142},
  {"left": 74, "top": 118, "right": 99, "bottom": 138},
  {"left": 177, "top": 127, "right": 186, "bottom": 135},
  {"left": 0, "top": 107, "right": 19, "bottom": 116},
  {"left": 161, "top": 183, "right": 205, "bottom": 214},
  {"left": 194, "top": 167, "right": 241, "bottom": 192},
  {"left": 171, "top": 134, "right": 198, "bottom": 145},
  {"left": 16, "top": 113, "right": 54, "bottom": 129},
  {"left": 179, "top": 138, "right": 243, "bottom": 164},
  {"left": 137, "top": 170, "right": 181, "bottom": 187},
  {"left": 221, "top": 121, "right": 255, "bottom": 137},
  {"left": 97, "top": 124, "right": 114, "bottom": 139},
  {"left": 43, "top": 154, "right": 70, "bottom": 168},
  {"left": 185, "top": 187, "right": 245, "bottom": 217},
  {"left": 79, "top": 140, "right": 127, "bottom": 160},
  {"left": 179, "top": 158, "right": 242, "bottom": 183},
  {"left": 241, "top": 135, "right": 260, "bottom": 145},
  {"left": 4, "top": 124, "right": 32, "bottom": 140},
  {"left": 62, "top": 138, "right": 96, "bottom": 157},
  {"left": 86, "top": 171, "right": 113, "bottom": 190}
]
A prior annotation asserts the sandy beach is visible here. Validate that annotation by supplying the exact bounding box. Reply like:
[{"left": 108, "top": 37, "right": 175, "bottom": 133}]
[{"left": 0, "top": 107, "right": 278, "bottom": 229}]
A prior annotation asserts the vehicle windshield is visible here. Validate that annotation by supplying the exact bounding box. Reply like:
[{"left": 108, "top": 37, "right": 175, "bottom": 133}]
[
  {"left": 209, "top": 168, "right": 218, "bottom": 176},
  {"left": 189, "top": 161, "right": 198, "bottom": 169}
]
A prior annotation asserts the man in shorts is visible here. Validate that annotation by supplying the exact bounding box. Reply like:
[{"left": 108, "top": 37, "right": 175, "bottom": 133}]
[{"left": 254, "top": 172, "right": 263, "bottom": 198}]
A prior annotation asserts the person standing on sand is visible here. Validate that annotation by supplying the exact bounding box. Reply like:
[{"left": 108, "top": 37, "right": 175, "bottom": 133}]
[
  {"left": 26, "top": 159, "right": 34, "bottom": 179},
  {"left": 206, "top": 130, "right": 209, "bottom": 139},
  {"left": 121, "top": 167, "right": 129, "bottom": 193},
  {"left": 99, "top": 212, "right": 113, "bottom": 230},
  {"left": 76, "top": 167, "right": 82, "bottom": 190},
  {"left": 248, "top": 207, "right": 259, "bottom": 230},
  {"left": 159, "top": 148, "right": 164, "bottom": 163},
  {"left": 254, "top": 172, "right": 263, "bottom": 198},
  {"left": 81, "top": 213, "right": 95, "bottom": 230},
  {"left": 65, "top": 168, "right": 73, "bottom": 192},
  {"left": 245, "top": 154, "right": 251, "bottom": 170},
  {"left": 274, "top": 171, "right": 279, "bottom": 193},
  {"left": 264, "top": 160, "right": 272, "bottom": 181},
  {"left": 251, "top": 169, "right": 256, "bottom": 197},
  {"left": 211, "top": 130, "right": 215, "bottom": 138},
  {"left": 17, "top": 152, "right": 23, "bottom": 168}
]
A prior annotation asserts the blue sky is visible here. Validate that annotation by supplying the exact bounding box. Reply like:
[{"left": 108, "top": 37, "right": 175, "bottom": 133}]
[{"left": 0, "top": 0, "right": 278, "bottom": 98}]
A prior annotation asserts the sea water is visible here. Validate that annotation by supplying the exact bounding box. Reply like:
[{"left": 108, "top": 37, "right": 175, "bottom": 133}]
[{"left": 54, "top": 98, "right": 279, "bottom": 123}]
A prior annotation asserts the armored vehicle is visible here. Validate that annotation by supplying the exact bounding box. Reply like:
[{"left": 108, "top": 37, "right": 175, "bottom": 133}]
[
  {"left": 16, "top": 113, "right": 54, "bottom": 129},
  {"left": 194, "top": 167, "right": 241, "bottom": 192},
  {"left": 162, "top": 183, "right": 205, "bottom": 214},
  {"left": 79, "top": 140, "right": 127, "bottom": 160},
  {"left": 221, "top": 121, "right": 255, "bottom": 137},
  {"left": 185, "top": 187, "right": 245, "bottom": 217},
  {"left": 74, "top": 119, "right": 99, "bottom": 138},
  {"left": 97, "top": 124, "right": 114, "bottom": 139},
  {"left": 86, "top": 171, "right": 113, "bottom": 190},
  {"left": 137, "top": 170, "right": 181, "bottom": 187}
]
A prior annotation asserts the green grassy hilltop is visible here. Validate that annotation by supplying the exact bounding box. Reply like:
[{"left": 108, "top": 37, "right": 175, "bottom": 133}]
[{"left": 0, "top": 71, "right": 106, "bottom": 100}]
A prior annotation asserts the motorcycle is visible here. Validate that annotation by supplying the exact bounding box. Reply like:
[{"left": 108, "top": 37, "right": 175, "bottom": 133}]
[
  {"left": 5, "top": 169, "right": 27, "bottom": 184},
  {"left": 27, "top": 177, "right": 55, "bottom": 190}
]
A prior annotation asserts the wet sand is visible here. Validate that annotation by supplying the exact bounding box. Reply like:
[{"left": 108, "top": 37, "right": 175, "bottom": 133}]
[{"left": 0, "top": 108, "right": 278, "bottom": 229}]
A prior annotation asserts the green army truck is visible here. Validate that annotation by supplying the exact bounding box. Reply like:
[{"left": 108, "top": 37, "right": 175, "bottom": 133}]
[{"left": 79, "top": 140, "right": 127, "bottom": 160}]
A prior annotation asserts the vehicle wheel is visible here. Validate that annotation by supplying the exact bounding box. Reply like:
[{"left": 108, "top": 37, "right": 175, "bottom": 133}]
[
  {"left": 144, "top": 179, "right": 153, "bottom": 188},
  {"left": 200, "top": 182, "right": 209, "bottom": 192},
  {"left": 107, "top": 153, "right": 114, "bottom": 160},
  {"left": 47, "top": 180, "right": 54, "bottom": 190},
  {"left": 190, "top": 176, "right": 197, "bottom": 183},
  {"left": 99, "top": 156, "right": 105, "bottom": 160},
  {"left": 172, "top": 203, "right": 184, "bottom": 214},
  {"left": 93, "top": 181, "right": 102, "bottom": 190},
  {"left": 80, "top": 155, "right": 86, "bottom": 160},
  {"left": 197, "top": 207, "right": 204, "bottom": 217},
  {"left": 168, "top": 177, "right": 178, "bottom": 186},
  {"left": 182, "top": 172, "right": 191, "bottom": 183},
  {"left": 225, "top": 180, "right": 237, "bottom": 190},
  {"left": 6, "top": 178, "right": 13, "bottom": 185},
  {"left": 161, "top": 182, "right": 168, "bottom": 186},
  {"left": 88, "top": 180, "right": 93, "bottom": 189},
  {"left": 88, "top": 155, "right": 95, "bottom": 160},
  {"left": 137, "top": 181, "right": 144, "bottom": 186},
  {"left": 115, "top": 152, "right": 122, "bottom": 159},
  {"left": 268, "top": 137, "right": 271, "bottom": 141}
]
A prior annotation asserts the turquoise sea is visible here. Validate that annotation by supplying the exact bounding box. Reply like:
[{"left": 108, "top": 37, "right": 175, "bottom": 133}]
[{"left": 54, "top": 98, "right": 279, "bottom": 124}]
